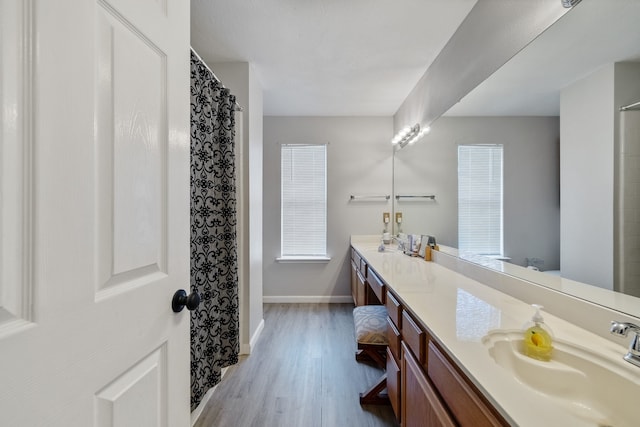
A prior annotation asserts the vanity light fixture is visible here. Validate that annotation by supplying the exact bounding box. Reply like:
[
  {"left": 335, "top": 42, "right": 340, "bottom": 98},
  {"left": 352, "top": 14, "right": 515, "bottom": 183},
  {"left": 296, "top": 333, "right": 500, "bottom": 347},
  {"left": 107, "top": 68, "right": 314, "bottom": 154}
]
[{"left": 391, "top": 123, "right": 431, "bottom": 149}]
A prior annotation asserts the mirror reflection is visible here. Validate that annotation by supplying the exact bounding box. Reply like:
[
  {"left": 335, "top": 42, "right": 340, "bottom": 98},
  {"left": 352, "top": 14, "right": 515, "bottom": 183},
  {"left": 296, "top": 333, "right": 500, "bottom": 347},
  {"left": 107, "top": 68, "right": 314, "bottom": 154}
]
[{"left": 392, "top": 1, "right": 640, "bottom": 312}]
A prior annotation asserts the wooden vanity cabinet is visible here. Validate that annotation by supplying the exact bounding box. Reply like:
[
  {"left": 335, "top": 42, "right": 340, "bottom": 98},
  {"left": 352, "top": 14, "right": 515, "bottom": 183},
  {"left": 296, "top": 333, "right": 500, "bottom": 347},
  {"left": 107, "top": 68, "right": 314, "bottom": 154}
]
[{"left": 350, "top": 245, "right": 507, "bottom": 426}]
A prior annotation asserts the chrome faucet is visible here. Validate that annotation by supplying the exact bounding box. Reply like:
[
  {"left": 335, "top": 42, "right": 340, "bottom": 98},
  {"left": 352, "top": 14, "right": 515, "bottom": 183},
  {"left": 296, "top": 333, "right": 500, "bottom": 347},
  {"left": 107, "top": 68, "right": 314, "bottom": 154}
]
[
  {"left": 391, "top": 235, "right": 406, "bottom": 252},
  {"left": 610, "top": 321, "right": 640, "bottom": 367}
]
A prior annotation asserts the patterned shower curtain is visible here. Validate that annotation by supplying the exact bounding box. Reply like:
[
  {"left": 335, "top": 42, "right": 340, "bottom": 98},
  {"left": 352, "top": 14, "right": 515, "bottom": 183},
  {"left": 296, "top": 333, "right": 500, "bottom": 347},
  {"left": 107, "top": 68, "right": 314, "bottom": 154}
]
[{"left": 190, "top": 50, "right": 239, "bottom": 410}]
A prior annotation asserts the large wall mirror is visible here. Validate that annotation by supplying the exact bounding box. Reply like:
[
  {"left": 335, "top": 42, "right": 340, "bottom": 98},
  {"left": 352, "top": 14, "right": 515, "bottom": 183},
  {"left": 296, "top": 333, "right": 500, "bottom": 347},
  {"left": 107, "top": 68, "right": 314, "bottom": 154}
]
[{"left": 393, "top": 1, "right": 640, "bottom": 317}]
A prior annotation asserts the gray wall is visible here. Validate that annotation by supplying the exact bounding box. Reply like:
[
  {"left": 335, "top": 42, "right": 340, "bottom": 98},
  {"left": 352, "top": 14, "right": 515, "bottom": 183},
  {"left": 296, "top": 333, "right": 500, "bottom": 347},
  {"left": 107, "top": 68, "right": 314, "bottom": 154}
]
[
  {"left": 263, "top": 117, "right": 393, "bottom": 300},
  {"left": 395, "top": 116, "right": 560, "bottom": 269}
]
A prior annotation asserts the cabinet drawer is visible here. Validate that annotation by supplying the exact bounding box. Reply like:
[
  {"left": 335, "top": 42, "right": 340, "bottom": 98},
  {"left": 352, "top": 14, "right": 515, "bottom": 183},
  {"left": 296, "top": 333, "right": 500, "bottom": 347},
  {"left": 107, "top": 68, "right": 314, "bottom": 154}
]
[
  {"left": 386, "top": 291, "right": 402, "bottom": 330},
  {"left": 360, "top": 258, "right": 367, "bottom": 277},
  {"left": 428, "top": 342, "right": 506, "bottom": 427},
  {"left": 350, "top": 260, "right": 358, "bottom": 305},
  {"left": 386, "top": 347, "right": 401, "bottom": 422},
  {"left": 351, "top": 248, "right": 359, "bottom": 264},
  {"left": 367, "top": 269, "right": 385, "bottom": 304},
  {"left": 402, "top": 310, "right": 426, "bottom": 364},
  {"left": 352, "top": 249, "right": 363, "bottom": 270},
  {"left": 387, "top": 316, "right": 401, "bottom": 362}
]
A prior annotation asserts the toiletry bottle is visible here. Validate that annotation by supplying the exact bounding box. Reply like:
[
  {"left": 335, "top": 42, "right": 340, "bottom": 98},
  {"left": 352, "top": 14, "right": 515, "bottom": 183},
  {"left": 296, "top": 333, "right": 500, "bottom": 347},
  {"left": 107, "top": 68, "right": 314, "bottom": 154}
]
[{"left": 522, "top": 304, "right": 553, "bottom": 361}]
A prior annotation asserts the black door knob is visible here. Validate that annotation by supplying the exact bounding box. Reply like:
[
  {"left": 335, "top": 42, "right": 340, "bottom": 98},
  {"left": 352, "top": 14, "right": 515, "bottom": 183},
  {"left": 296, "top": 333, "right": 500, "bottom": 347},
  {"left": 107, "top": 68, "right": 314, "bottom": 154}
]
[{"left": 172, "top": 289, "right": 201, "bottom": 313}]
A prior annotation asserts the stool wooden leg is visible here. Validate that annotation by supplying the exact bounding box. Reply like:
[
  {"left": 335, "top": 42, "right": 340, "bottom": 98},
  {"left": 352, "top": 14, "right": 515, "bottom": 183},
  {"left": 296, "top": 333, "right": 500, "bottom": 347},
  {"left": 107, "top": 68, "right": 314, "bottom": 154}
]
[
  {"left": 359, "top": 373, "right": 390, "bottom": 405},
  {"left": 355, "top": 347, "right": 386, "bottom": 369}
]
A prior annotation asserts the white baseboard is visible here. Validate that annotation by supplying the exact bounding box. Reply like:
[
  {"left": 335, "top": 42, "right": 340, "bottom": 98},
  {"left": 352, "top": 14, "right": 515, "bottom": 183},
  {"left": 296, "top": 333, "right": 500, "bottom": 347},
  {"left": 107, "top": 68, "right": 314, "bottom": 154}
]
[
  {"left": 249, "top": 318, "right": 265, "bottom": 350},
  {"left": 240, "top": 343, "right": 251, "bottom": 355},
  {"left": 190, "top": 366, "right": 230, "bottom": 426},
  {"left": 240, "top": 318, "right": 264, "bottom": 355},
  {"left": 263, "top": 295, "right": 353, "bottom": 304}
]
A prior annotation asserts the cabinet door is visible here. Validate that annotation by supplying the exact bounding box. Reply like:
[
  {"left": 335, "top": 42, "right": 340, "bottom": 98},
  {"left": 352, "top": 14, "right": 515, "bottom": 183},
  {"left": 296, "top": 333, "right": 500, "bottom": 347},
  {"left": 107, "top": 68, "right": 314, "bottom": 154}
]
[
  {"left": 367, "top": 268, "right": 385, "bottom": 304},
  {"left": 386, "top": 290, "right": 402, "bottom": 330},
  {"left": 402, "top": 343, "right": 455, "bottom": 427},
  {"left": 428, "top": 342, "right": 506, "bottom": 427},
  {"left": 387, "top": 347, "right": 401, "bottom": 422},
  {"left": 387, "top": 316, "right": 402, "bottom": 362},
  {"left": 402, "top": 310, "right": 427, "bottom": 365}
]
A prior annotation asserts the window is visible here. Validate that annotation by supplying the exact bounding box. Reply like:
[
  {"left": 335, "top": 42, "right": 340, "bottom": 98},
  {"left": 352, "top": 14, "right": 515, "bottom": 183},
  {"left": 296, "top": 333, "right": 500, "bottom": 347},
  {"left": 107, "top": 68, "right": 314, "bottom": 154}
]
[
  {"left": 280, "top": 144, "right": 328, "bottom": 260},
  {"left": 458, "top": 144, "right": 503, "bottom": 255}
]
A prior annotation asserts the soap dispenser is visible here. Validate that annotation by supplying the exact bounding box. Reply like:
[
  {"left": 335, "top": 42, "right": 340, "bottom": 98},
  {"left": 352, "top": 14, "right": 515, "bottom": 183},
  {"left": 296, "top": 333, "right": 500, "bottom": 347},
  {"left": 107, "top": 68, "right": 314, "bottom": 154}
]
[{"left": 522, "top": 304, "right": 553, "bottom": 361}]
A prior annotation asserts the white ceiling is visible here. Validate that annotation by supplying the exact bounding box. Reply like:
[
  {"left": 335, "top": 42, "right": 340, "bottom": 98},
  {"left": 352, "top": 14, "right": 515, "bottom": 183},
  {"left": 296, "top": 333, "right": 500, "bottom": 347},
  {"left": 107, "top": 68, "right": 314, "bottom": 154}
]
[
  {"left": 190, "top": 0, "right": 477, "bottom": 116},
  {"left": 191, "top": 0, "right": 640, "bottom": 118}
]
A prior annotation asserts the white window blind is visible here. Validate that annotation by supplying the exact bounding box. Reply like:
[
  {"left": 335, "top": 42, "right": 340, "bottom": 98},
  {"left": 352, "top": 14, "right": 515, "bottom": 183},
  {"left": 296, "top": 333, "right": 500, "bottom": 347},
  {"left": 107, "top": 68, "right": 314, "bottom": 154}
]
[
  {"left": 458, "top": 145, "right": 503, "bottom": 255},
  {"left": 281, "top": 144, "right": 327, "bottom": 257}
]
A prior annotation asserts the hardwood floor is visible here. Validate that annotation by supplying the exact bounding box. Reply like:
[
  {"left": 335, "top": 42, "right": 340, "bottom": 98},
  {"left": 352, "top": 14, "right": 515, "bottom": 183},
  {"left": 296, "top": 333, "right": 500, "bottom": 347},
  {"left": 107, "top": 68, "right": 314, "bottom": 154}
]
[{"left": 194, "top": 303, "right": 399, "bottom": 427}]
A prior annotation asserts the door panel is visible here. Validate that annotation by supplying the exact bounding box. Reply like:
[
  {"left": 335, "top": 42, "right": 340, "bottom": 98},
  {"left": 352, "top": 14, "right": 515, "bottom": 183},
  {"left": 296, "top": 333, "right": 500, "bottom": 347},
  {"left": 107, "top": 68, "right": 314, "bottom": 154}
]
[
  {"left": 0, "top": 0, "right": 190, "bottom": 425},
  {"left": 0, "top": 0, "right": 33, "bottom": 332},
  {"left": 96, "top": 3, "right": 167, "bottom": 294},
  {"left": 95, "top": 345, "right": 167, "bottom": 427}
]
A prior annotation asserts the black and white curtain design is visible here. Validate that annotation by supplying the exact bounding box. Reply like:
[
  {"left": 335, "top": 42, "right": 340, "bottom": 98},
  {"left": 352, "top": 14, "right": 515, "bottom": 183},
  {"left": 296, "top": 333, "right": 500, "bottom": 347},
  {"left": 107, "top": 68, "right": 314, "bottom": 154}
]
[{"left": 190, "top": 50, "right": 239, "bottom": 410}]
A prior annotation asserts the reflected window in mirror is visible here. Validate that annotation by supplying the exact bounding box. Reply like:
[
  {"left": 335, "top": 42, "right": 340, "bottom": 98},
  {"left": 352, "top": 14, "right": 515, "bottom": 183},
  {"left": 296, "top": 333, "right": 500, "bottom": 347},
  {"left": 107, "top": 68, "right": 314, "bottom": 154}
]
[{"left": 458, "top": 144, "right": 503, "bottom": 256}]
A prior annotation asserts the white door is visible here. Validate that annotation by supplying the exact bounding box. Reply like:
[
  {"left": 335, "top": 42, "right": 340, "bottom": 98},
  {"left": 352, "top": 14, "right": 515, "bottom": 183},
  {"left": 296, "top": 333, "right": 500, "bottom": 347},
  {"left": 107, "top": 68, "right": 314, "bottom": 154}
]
[{"left": 0, "top": 0, "right": 191, "bottom": 426}]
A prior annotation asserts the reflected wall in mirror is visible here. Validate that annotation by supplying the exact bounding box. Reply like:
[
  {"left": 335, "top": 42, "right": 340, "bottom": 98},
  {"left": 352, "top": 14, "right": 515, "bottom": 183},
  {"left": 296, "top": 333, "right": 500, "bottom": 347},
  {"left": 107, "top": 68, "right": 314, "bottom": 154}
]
[
  {"left": 394, "top": 116, "right": 560, "bottom": 269},
  {"left": 393, "top": 1, "right": 640, "bottom": 310}
]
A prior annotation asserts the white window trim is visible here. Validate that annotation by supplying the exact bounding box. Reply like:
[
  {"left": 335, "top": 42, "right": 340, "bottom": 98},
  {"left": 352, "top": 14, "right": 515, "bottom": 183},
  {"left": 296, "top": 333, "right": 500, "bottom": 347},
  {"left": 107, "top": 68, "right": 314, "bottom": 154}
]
[{"left": 276, "top": 256, "right": 332, "bottom": 263}]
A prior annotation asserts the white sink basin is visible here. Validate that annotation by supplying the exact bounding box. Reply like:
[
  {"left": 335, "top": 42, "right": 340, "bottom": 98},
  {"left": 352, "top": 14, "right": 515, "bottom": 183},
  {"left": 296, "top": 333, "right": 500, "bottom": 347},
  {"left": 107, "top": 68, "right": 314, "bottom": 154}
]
[{"left": 482, "top": 330, "right": 640, "bottom": 427}]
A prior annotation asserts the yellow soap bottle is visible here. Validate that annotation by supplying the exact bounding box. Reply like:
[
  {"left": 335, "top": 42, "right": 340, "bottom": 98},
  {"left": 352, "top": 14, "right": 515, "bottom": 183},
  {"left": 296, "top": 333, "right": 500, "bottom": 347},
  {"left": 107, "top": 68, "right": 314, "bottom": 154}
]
[{"left": 522, "top": 304, "right": 553, "bottom": 361}]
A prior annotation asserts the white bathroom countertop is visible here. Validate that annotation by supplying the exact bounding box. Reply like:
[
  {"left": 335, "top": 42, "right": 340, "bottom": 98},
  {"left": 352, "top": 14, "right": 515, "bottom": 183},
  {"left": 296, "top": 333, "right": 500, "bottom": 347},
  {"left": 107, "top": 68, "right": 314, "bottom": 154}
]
[{"left": 350, "top": 235, "right": 640, "bottom": 427}]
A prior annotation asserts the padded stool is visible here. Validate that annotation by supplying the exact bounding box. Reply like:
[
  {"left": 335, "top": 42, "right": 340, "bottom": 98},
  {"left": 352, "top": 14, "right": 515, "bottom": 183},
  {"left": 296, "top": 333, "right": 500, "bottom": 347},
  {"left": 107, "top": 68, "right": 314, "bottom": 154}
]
[
  {"left": 353, "top": 305, "right": 389, "bottom": 405},
  {"left": 353, "top": 305, "right": 388, "bottom": 366}
]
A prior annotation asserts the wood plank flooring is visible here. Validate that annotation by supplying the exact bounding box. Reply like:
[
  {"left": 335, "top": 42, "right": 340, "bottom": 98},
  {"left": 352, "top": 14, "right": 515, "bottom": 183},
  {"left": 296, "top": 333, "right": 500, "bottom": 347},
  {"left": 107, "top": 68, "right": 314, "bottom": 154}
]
[{"left": 194, "top": 303, "right": 399, "bottom": 427}]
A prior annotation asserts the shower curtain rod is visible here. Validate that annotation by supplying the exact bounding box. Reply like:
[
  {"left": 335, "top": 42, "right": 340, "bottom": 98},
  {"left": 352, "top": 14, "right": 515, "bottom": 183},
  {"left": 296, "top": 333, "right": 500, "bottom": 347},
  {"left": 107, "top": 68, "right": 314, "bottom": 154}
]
[
  {"left": 620, "top": 100, "right": 640, "bottom": 111},
  {"left": 190, "top": 47, "right": 244, "bottom": 112}
]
